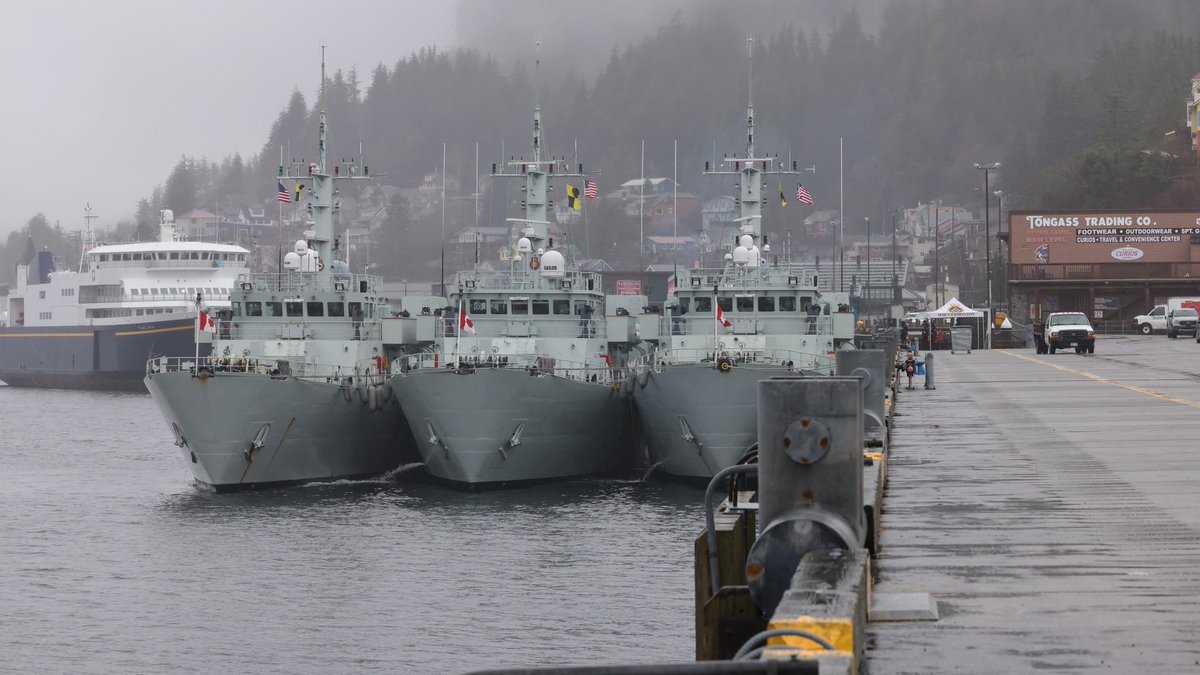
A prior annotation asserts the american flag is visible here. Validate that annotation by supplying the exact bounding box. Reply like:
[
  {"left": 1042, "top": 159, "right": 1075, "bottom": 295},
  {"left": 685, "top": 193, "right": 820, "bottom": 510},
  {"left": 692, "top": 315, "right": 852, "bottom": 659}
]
[
  {"left": 796, "top": 183, "right": 814, "bottom": 205},
  {"left": 584, "top": 179, "right": 598, "bottom": 199},
  {"left": 276, "top": 181, "right": 291, "bottom": 203}
]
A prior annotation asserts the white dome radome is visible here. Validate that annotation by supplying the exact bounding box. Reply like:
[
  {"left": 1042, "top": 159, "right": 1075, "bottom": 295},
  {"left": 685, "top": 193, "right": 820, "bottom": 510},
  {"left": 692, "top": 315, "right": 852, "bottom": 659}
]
[
  {"left": 724, "top": 253, "right": 733, "bottom": 262},
  {"left": 740, "top": 234, "right": 754, "bottom": 248},
  {"left": 762, "top": 243, "right": 770, "bottom": 253},
  {"left": 747, "top": 245, "right": 761, "bottom": 268},
  {"left": 539, "top": 250, "right": 566, "bottom": 278},
  {"left": 161, "top": 209, "right": 174, "bottom": 223},
  {"left": 517, "top": 237, "right": 532, "bottom": 253},
  {"left": 283, "top": 252, "right": 302, "bottom": 270},
  {"left": 732, "top": 246, "right": 750, "bottom": 265},
  {"left": 294, "top": 240, "right": 309, "bottom": 254}
]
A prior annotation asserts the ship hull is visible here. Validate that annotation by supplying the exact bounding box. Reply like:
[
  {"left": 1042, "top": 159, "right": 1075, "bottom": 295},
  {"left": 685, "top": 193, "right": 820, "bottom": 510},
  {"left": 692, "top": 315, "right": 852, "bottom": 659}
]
[
  {"left": 632, "top": 363, "right": 797, "bottom": 480},
  {"left": 0, "top": 318, "right": 200, "bottom": 392},
  {"left": 144, "top": 370, "right": 414, "bottom": 490},
  {"left": 390, "top": 368, "right": 634, "bottom": 487}
]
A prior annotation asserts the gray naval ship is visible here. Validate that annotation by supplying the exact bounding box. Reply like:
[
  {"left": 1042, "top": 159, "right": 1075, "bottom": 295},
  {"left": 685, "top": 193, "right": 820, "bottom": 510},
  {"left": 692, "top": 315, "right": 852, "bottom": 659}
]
[
  {"left": 144, "top": 53, "right": 412, "bottom": 490},
  {"left": 629, "top": 39, "right": 855, "bottom": 480},
  {"left": 387, "top": 59, "right": 643, "bottom": 487}
]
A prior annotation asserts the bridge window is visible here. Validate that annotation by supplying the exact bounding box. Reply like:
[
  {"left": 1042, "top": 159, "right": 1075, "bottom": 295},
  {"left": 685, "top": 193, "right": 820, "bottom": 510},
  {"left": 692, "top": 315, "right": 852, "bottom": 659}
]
[
  {"left": 285, "top": 301, "right": 302, "bottom": 317},
  {"left": 327, "top": 301, "right": 345, "bottom": 317},
  {"left": 717, "top": 297, "right": 732, "bottom": 312},
  {"left": 231, "top": 302, "right": 242, "bottom": 317},
  {"left": 264, "top": 301, "right": 282, "bottom": 317},
  {"left": 736, "top": 296, "right": 754, "bottom": 312},
  {"left": 694, "top": 297, "right": 712, "bottom": 313},
  {"left": 169, "top": 252, "right": 179, "bottom": 260},
  {"left": 779, "top": 297, "right": 797, "bottom": 312},
  {"left": 511, "top": 299, "right": 529, "bottom": 315},
  {"left": 758, "top": 296, "right": 775, "bottom": 312},
  {"left": 553, "top": 299, "right": 571, "bottom": 315},
  {"left": 245, "top": 302, "right": 262, "bottom": 317},
  {"left": 306, "top": 301, "right": 324, "bottom": 317},
  {"left": 490, "top": 299, "right": 508, "bottom": 315},
  {"left": 470, "top": 299, "right": 488, "bottom": 314},
  {"left": 532, "top": 300, "right": 550, "bottom": 315}
]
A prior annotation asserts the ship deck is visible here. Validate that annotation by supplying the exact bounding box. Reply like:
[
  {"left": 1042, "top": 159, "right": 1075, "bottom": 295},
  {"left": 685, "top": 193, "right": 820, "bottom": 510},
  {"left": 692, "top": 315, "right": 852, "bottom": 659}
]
[{"left": 870, "top": 334, "right": 1200, "bottom": 672}]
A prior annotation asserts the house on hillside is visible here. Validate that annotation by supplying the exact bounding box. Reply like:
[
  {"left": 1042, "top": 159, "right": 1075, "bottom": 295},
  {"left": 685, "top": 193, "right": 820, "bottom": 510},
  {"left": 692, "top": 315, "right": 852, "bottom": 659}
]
[{"left": 611, "top": 177, "right": 677, "bottom": 200}]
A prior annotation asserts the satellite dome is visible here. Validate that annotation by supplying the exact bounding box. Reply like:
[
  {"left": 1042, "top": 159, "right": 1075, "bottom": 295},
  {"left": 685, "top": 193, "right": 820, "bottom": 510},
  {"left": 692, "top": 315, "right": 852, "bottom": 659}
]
[
  {"left": 747, "top": 245, "right": 761, "bottom": 268},
  {"left": 536, "top": 247, "right": 545, "bottom": 255},
  {"left": 294, "top": 240, "right": 309, "bottom": 254},
  {"left": 732, "top": 246, "right": 750, "bottom": 265},
  {"left": 161, "top": 209, "right": 174, "bottom": 223},
  {"left": 540, "top": 250, "right": 566, "bottom": 278},
  {"left": 740, "top": 234, "right": 754, "bottom": 248},
  {"left": 762, "top": 243, "right": 771, "bottom": 253},
  {"left": 723, "top": 253, "right": 733, "bottom": 262},
  {"left": 283, "top": 252, "right": 302, "bottom": 270},
  {"left": 517, "top": 237, "right": 532, "bottom": 253}
]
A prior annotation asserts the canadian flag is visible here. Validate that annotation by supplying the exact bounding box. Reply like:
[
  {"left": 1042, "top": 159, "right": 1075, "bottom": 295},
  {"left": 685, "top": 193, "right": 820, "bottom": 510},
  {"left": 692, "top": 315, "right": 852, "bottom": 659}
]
[
  {"left": 715, "top": 305, "right": 732, "bottom": 328},
  {"left": 459, "top": 308, "right": 475, "bottom": 334},
  {"left": 198, "top": 310, "right": 217, "bottom": 333}
]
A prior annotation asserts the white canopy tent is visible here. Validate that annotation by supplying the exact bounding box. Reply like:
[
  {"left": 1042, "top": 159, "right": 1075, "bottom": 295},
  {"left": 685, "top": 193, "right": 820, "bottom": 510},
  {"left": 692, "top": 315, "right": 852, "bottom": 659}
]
[
  {"left": 925, "top": 297, "right": 984, "bottom": 319},
  {"left": 925, "top": 297, "right": 990, "bottom": 349}
]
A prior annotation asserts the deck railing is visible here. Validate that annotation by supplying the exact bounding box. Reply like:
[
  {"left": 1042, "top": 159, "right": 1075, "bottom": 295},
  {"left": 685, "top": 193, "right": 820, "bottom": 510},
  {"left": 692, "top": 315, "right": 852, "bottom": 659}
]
[
  {"left": 146, "top": 355, "right": 390, "bottom": 384},
  {"left": 630, "top": 346, "right": 836, "bottom": 373},
  {"left": 397, "top": 351, "right": 625, "bottom": 386}
]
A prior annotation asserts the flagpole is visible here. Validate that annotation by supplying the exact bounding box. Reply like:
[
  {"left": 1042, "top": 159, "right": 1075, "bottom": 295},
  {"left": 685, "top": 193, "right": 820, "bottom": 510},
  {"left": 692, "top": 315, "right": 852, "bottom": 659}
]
[
  {"left": 278, "top": 146, "right": 284, "bottom": 273},
  {"left": 713, "top": 285, "right": 719, "bottom": 361},
  {"left": 673, "top": 139, "right": 678, "bottom": 280},
  {"left": 455, "top": 295, "right": 462, "bottom": 368},
  {"left": 640, "top": 139, "right": 645, "bottom": 270},
  {"left": 441, "top": 141, "right": 447, "bottom": 296}
]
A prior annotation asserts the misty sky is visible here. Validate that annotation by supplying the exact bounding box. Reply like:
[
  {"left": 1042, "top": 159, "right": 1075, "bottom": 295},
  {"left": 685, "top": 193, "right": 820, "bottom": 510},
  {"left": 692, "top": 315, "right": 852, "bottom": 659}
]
[{"left": 1, "top": 0, "right": 454, "bottom": 236}]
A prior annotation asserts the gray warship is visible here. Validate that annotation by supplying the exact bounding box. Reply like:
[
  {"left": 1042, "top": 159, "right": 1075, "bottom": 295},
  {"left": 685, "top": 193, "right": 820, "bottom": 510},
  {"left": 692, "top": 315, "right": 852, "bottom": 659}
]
[
  {"left": 629, "top": 39, "right": 855, "bottom": 480},
  {"left": 144, "top": 51, "right": 412, "bottom": 490},
  {"left": 387, "top": 53, "right": 643, "bottom": 487}
]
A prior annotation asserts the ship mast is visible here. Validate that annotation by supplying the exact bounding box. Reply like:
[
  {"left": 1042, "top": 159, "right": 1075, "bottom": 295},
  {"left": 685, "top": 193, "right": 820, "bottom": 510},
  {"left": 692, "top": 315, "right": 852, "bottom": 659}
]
[
  {"left": 492, "top": 41, "right": 584, "bottom": 265},
  {"left": 704, "top": 36, "right": 804, "bottom": 256},
  {"left": 78, "top": 203, "right": 98, "bottom": 273}
]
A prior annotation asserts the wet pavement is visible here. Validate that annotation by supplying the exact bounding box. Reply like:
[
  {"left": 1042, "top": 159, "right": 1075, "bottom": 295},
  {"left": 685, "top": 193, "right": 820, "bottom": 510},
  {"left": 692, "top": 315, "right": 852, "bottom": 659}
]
[{"left": 869, "top": 335, "right": 1200, "bottom": 673}]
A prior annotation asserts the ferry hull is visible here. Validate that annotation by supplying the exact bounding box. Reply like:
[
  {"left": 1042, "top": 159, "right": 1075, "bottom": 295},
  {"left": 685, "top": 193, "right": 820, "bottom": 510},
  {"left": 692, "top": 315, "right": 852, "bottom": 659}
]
[
  {"left": 145, "top": 370, "right": 415, "bottom": 490},
  {"left": 0, "top": 318, "right": 199, "bottom": 392},
  {"left": 390, "top": 368, "right": 634, "bottom": 487},
  {"left": 632, "top": 363, "right": 802, "bottom": 480}
]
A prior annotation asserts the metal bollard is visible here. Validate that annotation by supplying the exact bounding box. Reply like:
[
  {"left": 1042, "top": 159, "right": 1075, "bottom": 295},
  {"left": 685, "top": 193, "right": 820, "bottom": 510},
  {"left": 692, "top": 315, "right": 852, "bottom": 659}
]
[
  {"left": 744, "top": 378, "right": 866, "bottom": 616},
  {"left": 924, "top": 351, "right": 936, "bottom": 390},
  {"left": 836, "top": 349, "right": 886, "bottom": 436}
]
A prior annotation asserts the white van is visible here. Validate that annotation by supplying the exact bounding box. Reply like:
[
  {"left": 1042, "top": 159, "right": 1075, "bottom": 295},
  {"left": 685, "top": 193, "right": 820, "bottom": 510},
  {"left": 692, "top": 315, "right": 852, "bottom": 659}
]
[{"left": 1133, "top": 297, "right": 1200, "bottom": 334}]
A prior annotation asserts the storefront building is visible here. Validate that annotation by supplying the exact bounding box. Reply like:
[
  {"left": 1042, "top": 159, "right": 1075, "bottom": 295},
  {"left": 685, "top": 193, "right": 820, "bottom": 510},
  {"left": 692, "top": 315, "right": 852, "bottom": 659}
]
[{"left": 1007, "top": 210, "right": 1200, "bottom": 330}]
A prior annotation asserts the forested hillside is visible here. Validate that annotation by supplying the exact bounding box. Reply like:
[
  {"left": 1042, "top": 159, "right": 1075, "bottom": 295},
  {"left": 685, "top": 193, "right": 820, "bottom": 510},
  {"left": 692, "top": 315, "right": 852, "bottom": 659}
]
[{"left": 11, "top": 0, "right": 1200, "bottom": 279}]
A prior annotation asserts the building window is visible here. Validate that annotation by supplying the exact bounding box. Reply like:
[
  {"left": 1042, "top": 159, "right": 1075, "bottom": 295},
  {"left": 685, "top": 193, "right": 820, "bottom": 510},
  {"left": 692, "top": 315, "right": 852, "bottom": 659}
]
[{"left": 39, "top": 290, "right": 45, "bottom": 299}]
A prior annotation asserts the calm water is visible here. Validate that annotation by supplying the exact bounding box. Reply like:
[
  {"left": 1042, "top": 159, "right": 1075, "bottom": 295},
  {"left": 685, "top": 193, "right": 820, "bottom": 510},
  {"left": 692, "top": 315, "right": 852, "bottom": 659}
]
[{"left": 0, "top": 386, "right": 702, "bottom": 674}]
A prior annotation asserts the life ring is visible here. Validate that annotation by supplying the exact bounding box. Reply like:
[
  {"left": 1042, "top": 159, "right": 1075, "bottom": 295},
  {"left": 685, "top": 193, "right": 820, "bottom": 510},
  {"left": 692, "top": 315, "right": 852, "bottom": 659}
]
[
  {"left": 717, "top": 357, "right": 733, "bottom": 373},
  {"left": 529, "top": 256, "right": 540, "bottom": 270},
  {"left": 318, "top": 259, "right": 325, "bottom": 271}
]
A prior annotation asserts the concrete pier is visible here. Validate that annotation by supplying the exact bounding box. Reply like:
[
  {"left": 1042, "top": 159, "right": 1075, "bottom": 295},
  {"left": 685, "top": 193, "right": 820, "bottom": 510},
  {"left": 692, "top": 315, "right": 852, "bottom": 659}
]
[{"left": 870, "top": 335, "right": 1200, "bottom": 672}]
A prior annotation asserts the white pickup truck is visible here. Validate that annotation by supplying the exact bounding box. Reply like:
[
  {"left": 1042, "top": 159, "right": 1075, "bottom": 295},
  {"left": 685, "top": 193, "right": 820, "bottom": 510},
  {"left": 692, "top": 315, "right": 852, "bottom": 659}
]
[
  {"left": 1133, "top": 297, "right": 1200, "bottom": 334},
  {"left": 1043, "top": 312, "right": 1095, "bottom": 354}
]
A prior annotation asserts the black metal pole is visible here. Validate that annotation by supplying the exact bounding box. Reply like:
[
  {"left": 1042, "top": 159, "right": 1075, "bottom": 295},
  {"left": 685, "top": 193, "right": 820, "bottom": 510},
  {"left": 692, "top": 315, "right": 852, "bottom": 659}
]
[{"left": 865, "top": 216, "right": 871, "bottom": 324}]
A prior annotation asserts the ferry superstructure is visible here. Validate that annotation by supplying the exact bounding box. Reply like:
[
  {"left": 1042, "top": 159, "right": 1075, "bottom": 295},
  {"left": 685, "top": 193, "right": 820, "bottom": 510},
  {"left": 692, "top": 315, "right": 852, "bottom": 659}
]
[
  {"left": 0, "top": 208, "right": 249, "bottom": 391},
  {"left": 629, "top": 38, "right": 855, "bottom": 480},
  {"left": 144, "top": 50, "right": 413, "bottom": 490}
]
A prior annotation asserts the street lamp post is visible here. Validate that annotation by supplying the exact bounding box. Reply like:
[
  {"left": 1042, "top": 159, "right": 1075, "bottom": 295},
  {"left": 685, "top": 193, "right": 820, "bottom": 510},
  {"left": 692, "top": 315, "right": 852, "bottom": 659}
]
[
  {"left": 994, "top": 189, "right": 1007, "bottom": 316},
  {"left": 891, "top": 209, "right": 899, "bottom": 310},
  {"left": 975, "top": 162, "right": 1000, "bottom": 347},
  {"left": 932, "top": 200, "right": 940, "bottom": 306},
  {"left": 865, "top": 216, "right": 871, "bottom": 324}
]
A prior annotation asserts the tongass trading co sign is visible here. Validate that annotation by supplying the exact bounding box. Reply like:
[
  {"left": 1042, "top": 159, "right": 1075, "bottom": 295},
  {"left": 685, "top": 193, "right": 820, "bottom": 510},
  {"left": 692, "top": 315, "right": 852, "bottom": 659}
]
[{"left": 1009, "top": 211, "right": 1200, "bottom": 265}]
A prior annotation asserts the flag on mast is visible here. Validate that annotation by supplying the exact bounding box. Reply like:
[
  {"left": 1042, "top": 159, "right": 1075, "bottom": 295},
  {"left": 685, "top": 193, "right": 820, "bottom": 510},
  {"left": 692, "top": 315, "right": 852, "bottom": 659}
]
[
  {"left": 566, "top": 184, "right": 582, "bottom": 211},
  {"left": 779, "top": 181, "right": 788, "bottom": 208},
  {"left": 715, "top": 304, "right": 732, "bottom": 328},
  {"left": 459, "top": 307, "right": 476, "bottom": 334},
  {"left": 796, "top": 183, "right": 814, "bottom": 205},
  {"left": 584, "top": 179, "right": 598, "bottom": 199},
  {"left": 276, "top": 181, "right": 291, "bottom": 203},
  {"left": 199, "top": 310, "right": 217, "bottom": 333}
]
